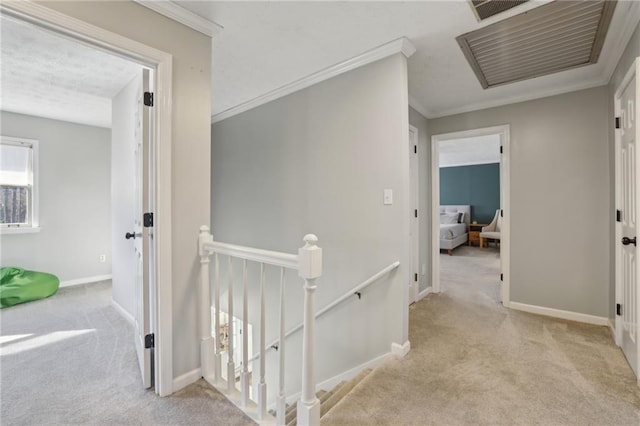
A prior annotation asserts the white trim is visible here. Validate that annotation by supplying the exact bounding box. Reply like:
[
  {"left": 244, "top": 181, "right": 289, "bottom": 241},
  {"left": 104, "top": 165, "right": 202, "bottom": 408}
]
[
  {"left": 431, "top": 125, "right": 510, "bottom": 306},
  {"left": 172, "top": 367, "right": 202, "bottom": 393},
  {"left": 212, "top": 37, "right": 416, "bottom": 123},
  {"left": 409, "top": 125, "right": 419, "bottom": 305},
  {"left": 408, "top": 94, "right": 431, "bottom": 119},
  {"left": 0, "top": 1, "right": 174, "bottom": 397},
  {"left": 604, "top": 1, "right": 640, "bottom": 83},
  {"left": 59, "top": 274, "right": 112, "bottom": 288},
  {"left": 0, "top": 226, "right": 41, "bottom": 235},
  {"left": 417, "top": 286, "right": 433, "bottom": 302},
  {"left": 133, "top": 1, "right": 223, "bottom": 38},
  {"left": 509, "top": 302, "right": 609, "bottom": 326},
  {"left": 439, "top": 159, "right": 500, "bottom": 168},
  {"left": 391, "top": 340, "right": 411, "bottom": 357},
  {"left": 112, "top": 298, "right": 135, "bottom": 325},
  {"left": 608, "top": 318, "right": 616, "bottom": 341},
  {"left": 429, "top": 78, "right": 608, "bottom": 119}
]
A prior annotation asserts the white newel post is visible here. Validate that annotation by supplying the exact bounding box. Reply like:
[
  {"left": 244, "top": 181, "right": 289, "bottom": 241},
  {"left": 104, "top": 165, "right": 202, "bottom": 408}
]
[
  {"left": 297, "top": 234, "right": 322, "bottom": 426},
  {"left": 198, "top": 226, "right": 215, "bottom": 380}
]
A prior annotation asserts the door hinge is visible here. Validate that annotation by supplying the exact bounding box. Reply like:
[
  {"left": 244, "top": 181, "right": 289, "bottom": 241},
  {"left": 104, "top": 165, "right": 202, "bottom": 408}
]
[
  {"left": 500, "top": 273, "right": 503, "bottom": 281},
  {"left": 144, "top": 92, "right": 154, "bottom": 107},
  {"left": 500, "top": 146, "right": 503, "bottom": 154},
  {"left": 615, "top": 117, "right": 621, "bottom": 129},
  {"left": 617, "top": 303, "right": 622, "bottom": 316},
  {"left": 145, "top": 333, "right": 155, "bottom": 349},
  {"left": 414, "top": 145, "right": 417, "bottom": 154},
  {"left": 616, "top": 209, "right": 622, "bottom": 222},
  {"left": 414, "top": 209, "right": 418, "bottom": 218},
  {"left": 414, "top": 273, "right": 418, "bottom": 282},
  {"left": 143, "top": 212, "right": 153, "bottom": 228}
]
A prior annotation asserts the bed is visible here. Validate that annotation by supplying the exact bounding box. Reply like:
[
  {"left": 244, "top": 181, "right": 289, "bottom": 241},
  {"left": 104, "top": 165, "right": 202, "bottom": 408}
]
[{"left": 439, "top": 205, "right": 470, "bottom": 255}]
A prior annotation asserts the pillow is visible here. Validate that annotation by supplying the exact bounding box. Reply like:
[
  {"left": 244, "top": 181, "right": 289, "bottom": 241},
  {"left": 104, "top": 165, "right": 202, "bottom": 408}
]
[{"left": 440, "top": 213, "right": 459, "bottom": 224}]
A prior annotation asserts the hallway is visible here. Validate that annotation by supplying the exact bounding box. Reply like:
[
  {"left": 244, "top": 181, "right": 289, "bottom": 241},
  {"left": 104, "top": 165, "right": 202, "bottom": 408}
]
[{"left": 322, "top": 248, "right": 640, "bottom": 425}]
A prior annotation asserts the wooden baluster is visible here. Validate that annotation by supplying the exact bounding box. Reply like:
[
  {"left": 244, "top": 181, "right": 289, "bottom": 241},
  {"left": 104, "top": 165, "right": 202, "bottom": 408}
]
[
  {"left": 296, "top": 235, "right": 322, "bottom": 426},
  {"left": 240, "top": 260, "right": 250, "bottom": 405},
  {"left": 258, "top": 263, "right": 267, "bottom": 419},
  {"left": 214, "top": 253, "right": 221, "bottom": 382},
  {"left": 276, "top": 267, "right": 286, "bottom": 426},
  {"left": 227, "top": 256, "right": 235, "bottom": 392},
  {"left": 198, "top": 226, "right": 214, "bottom": 380}
]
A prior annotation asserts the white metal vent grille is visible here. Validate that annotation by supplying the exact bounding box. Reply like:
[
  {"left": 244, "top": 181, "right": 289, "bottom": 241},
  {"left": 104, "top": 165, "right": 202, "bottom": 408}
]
[
  {"left": 470, "top": 0, "right": 530, "bottom": 21},
  {"left": 457, "top": 0, "right": 617, "bottom": 89}
]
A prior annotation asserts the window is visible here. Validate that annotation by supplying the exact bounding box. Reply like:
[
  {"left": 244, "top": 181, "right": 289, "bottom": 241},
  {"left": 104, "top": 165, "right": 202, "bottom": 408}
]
[{"left": 0, "top": 136, "right": 39, "bottom": 233}]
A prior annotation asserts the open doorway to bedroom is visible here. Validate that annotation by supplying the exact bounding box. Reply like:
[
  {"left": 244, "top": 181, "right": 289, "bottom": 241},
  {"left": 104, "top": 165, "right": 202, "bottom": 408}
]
[{"left": 431, "top": 126, "right": 510, "bottom": 305}]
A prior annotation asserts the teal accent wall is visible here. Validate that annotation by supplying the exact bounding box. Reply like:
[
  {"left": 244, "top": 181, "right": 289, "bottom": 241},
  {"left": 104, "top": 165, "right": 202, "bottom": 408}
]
[{"left": 440, "top": 163, "right": 500, "bottom": 224}]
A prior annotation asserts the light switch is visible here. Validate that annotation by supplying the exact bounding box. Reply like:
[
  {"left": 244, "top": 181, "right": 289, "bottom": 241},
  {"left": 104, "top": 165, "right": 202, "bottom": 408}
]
[{"left": 383, "top": 189, "right": 393, "bottom": 205}]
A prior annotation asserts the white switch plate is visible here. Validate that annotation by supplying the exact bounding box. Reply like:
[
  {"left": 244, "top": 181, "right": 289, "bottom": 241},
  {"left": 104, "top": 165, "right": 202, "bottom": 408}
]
[
  {"left": 383, "top": 189, "right": 393, "bottom": 205},
  {"left": 99, "top": 254, "right": 106, "bottom": 263}
]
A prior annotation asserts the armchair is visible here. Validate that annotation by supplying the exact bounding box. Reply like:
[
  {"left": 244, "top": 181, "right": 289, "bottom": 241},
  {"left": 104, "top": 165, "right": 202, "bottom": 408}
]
[{"left": 480, "top": 210, "right": 501, "bottom": 248}]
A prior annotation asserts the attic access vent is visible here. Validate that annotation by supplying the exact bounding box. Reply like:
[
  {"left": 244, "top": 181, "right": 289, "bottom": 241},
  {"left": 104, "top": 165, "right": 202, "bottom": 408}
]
[
  {"left": 470, "top": 0, "right": 530, "bottom": 21},
  {"left": 457, "top": 0, "right": 617, "bottom": 89}
]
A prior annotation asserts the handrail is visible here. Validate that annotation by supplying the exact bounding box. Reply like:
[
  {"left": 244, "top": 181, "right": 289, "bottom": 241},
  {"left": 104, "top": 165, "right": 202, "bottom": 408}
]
[
  {"left": 202, "top": 240, "right": 299, "bottom": 270},
  {"left": 248, "top": 260, "right": 400, "bottom": 362}
]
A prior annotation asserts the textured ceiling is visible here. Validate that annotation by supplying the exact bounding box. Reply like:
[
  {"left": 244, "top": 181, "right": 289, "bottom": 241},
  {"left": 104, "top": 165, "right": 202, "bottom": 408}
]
[
  {"left": 1, "top": 16, "right": 142, "bottom": 128},
  {"left": 179, "top": 0, "right": 639, "bottom": 119},
  {"left": 439, "top": 134, "right": 501, "bottom": 168}
]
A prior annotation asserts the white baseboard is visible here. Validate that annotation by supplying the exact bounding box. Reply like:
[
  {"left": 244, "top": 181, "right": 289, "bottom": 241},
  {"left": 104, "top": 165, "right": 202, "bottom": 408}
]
[
  {"left": 60, "top": 274, "right": 112, "bottom": 288},
  {"left": 417, "top": 286, "right": 433, "bottom": 302},
  {"left": 111, "top": 299, "right": 135, "bottom": 325},
  {"left": 173, "top": 367, "right": 202, "bottom": 393},
  {"left": 391, "top": 340, "right": 411, "bottom": 357},
  {"left": 608, "top": 318, "right": 616, "bottom": 338},
  {"left": 509, "top": 302, "right": 609, "bottom": 326}
]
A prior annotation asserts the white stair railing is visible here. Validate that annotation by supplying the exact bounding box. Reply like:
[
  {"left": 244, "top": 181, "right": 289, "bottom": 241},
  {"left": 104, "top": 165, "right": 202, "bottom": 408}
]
[{"left": 198, "top": 226, "right": 322, "bottom": 425}]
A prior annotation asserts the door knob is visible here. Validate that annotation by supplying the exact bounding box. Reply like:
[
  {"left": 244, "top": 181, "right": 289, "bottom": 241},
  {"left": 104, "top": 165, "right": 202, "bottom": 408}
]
[
  {"left": 125, "top": 232, "right": 136, "bottom": 240},
  {"left": 622, "top": 236, "right": 636, "bottom": 246}
]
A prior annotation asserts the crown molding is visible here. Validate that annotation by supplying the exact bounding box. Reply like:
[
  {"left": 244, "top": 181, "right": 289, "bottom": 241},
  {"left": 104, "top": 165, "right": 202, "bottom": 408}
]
[
  {"left": 428, "top": 76, "right": 608, "bottom": 119},
  {"left": 408, "top": 95, "right": 431, "bottom": 119},
  {"left": 134, "top": 1, "right": 223, "bottom": 38},
  {"left": 212, "top": 37, "right": 416, "bottom": 123},
  {"left": 603, "top": 0, "right": 640, "bottom": 83}
]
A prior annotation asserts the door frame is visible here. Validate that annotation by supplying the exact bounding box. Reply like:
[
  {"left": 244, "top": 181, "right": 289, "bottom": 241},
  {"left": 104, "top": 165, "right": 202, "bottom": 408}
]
[
  {"left": 409, "top": 125, "right": 420, "bottom": 304},
  {"left": 1, "top": 2, "right": 174, "bottom": 396},
  {"left": 430, "top": 125, "right": 511, "bottom": 305},
  {"left": 614, "top": 57, "right": 640, "bottom": 366}
]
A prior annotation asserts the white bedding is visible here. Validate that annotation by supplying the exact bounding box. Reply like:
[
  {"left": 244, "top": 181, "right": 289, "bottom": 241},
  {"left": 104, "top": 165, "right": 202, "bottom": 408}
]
[{"left": 440, "top": 223, "right": 467, "bottom": 240}]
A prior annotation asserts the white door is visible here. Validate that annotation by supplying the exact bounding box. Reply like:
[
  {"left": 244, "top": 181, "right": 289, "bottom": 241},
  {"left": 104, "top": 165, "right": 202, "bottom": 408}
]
[
  {"left": 616, "top": 60, "right": 639, "bottom": 378},
  {"left": 409, "top": 126, "right": 419, "bottom": 304},
  {"left": 133, "top": 69, "right": 153, "bottom": 388}
]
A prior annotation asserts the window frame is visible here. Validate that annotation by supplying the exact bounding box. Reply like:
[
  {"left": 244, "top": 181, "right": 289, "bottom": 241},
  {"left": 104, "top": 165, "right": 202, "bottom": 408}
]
[{"left": 0, "top": 136, "right": 40, "bottom": 234}]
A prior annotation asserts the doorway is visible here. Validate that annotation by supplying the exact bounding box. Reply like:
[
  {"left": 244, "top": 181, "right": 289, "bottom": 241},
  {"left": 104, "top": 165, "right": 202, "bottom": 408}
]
[
  {"left": 431, "top": 125, "right": 510, "bottom": 305},
  {"left": 0, "top": 2, "right": 172, "bottom": 395}
]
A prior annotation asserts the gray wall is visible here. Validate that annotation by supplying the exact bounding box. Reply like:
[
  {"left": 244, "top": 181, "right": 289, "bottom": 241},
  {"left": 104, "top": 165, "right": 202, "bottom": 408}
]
[
  {"left": 0, "top": 111, "right": 111, "bottom": 282},
  {"left": 409, "top": 107, "right": 430, "bottom": 292},
  {"left": 429, "top": 86, "right": 610, "bottom": 317},
  {"left": 212, "top": 54, "right": 410, "bottom": 397},
  {"left": 111, "top": 75, "right": 140, "bottom": 317},
  {"left": 608, "top": 22, "right": 640, "bottom": 320},
  {"left": 440, "top": 163, "right": 500, "bottom": 224}
]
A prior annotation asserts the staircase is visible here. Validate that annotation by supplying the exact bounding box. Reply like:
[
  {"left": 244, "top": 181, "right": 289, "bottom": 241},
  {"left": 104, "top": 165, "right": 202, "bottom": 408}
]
[{"left": 271, "top": 368, "right": 372, "bottom": 426}]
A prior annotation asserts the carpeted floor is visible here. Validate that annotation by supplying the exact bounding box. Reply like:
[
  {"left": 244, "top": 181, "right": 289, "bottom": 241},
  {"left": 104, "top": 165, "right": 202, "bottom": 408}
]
[
  {"left": 322, "top": 246, "right": 640, "bottom": 425},
  {"left": 0, "top": 281, "right": 254, "bottom": 425}
]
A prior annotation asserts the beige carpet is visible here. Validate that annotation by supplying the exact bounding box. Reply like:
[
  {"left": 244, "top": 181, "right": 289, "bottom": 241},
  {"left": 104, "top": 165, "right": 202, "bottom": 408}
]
[
  {"left": 0, "top": 281, "right": 254, "bottom": 425},
  {"left": 322, "top": 246, "right": 640, "bottom": 425}
]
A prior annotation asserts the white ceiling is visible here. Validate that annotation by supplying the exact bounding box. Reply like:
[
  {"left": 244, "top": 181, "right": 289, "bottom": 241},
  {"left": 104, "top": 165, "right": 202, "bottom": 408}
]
[
  {"left": 439, "top": 134, "right": 501, "bottom": 168},
  {"left": 1, "top": 16, "right": 142, "bottom": 128},
  {"left": 179, "top": 0, "right": 640, "bottom": 119}
]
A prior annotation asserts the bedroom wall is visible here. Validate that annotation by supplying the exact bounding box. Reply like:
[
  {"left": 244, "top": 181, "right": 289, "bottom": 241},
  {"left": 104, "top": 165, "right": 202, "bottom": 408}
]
[
  {"left": 440, "top": 163, "right": 500, "bottom": 224},
  {"left": 409, "top": 106, "right": 431, "bottom": 293},
  {"left": 212, "top": 53, "right": 410, "bottom": 400},
  {"left": 429, "top": 86, "right": 610, "bottom": 318},
  {"left": 38, "top": 0, "right": 213, "bottom": 387},
  {"left": 0, "top": 111, "right": 111, "bottom": 283},
  {"left": 608, "top": 20, "right": 640, "bottom": 321}
]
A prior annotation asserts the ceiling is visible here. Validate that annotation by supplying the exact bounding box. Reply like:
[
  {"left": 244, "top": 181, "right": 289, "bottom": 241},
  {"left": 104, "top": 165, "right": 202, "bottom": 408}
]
[
  {"left": 439, "top": 134, "right": 501, "bottom": 168},
  {"left": 179, "top": 0, "right": 640, "bottom": 119},
  {"left": 1, "top": 15, "right": 142, "bottom": 128}
]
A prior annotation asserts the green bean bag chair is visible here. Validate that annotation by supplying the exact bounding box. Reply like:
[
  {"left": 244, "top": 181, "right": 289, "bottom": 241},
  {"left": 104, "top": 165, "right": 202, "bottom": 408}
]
[{"left": 0, "top": 267, "right": 59, "bottom": 308}]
